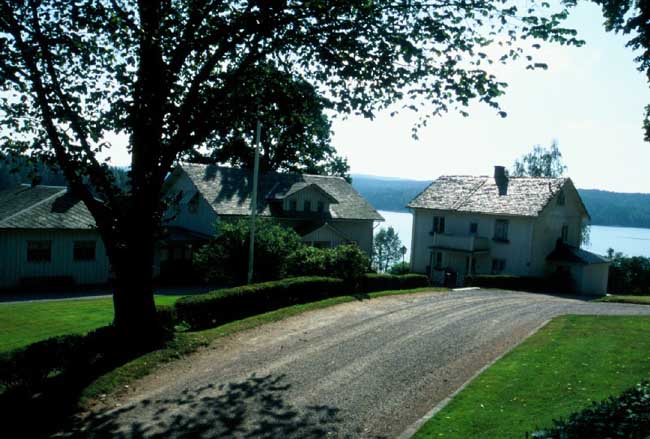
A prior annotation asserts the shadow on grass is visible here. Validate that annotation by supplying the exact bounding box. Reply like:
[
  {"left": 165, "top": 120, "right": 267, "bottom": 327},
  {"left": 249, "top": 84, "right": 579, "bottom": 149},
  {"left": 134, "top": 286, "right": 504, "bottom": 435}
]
[{"left": 67, "top": 374, "right": 344, "bottom": 439}]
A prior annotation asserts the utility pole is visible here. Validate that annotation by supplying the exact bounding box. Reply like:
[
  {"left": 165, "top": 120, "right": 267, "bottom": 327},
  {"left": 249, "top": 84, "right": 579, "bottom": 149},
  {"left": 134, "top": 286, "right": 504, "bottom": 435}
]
[{"left": 247, "top": 121, "right": 262, "bottom": 284}]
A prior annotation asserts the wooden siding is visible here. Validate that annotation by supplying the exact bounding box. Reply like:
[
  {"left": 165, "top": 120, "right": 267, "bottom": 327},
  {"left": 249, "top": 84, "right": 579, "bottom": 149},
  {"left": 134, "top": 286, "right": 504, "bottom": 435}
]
[{"left": 0, "top": 229, "right": 110, "bottom": 288}]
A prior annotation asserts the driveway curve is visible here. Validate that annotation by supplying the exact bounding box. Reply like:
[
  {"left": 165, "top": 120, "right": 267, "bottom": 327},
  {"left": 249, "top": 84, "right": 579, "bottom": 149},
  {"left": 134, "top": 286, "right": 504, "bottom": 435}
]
[{"left": 73, "top": 290, "right": 650, "bottom": 439}]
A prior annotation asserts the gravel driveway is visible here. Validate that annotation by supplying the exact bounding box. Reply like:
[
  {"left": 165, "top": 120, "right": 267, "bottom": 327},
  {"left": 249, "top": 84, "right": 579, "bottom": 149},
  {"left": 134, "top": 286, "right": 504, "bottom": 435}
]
[{"left": 71, "top": 289, "right": 650, "bottom": 439}]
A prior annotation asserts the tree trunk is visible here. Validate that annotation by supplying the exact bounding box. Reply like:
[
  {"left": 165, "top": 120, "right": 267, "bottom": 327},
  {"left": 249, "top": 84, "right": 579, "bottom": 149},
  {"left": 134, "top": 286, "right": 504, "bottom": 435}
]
[{"left": 108, "top": 211, "right": 161, "bottom": 347}]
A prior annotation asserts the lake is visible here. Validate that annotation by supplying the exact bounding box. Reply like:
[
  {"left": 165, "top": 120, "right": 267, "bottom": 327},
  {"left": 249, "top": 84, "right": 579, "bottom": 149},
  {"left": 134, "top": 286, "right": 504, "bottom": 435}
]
[{"left": 377, "top": 210, "right": 650, "bottom": 260}]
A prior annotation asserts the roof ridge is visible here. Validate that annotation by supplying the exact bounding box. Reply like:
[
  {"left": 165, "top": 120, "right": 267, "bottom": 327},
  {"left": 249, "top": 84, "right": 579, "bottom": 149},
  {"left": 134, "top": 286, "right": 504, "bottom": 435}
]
[{"left": 0, "top": 187, "right": 67, "bottom": 226}]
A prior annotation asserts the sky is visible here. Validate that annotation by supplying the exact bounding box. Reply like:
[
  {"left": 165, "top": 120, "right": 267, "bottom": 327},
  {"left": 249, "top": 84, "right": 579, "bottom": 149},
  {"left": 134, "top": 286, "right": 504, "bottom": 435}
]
[{"left": 331, "top": 2, "right": 650, "bottom": 193}]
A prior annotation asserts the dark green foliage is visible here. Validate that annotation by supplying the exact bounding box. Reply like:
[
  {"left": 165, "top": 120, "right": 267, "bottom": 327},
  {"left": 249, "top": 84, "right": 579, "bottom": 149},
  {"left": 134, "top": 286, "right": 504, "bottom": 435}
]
[
  {"left": 174, "top": 277, "right": 344, "bottom": 330},
  {"left": 284, "top": 244, "right": 370, "bottom": 281},
  {"left": 155, "top": 305, "right": 177, "bottom": 332},
  {"left": 185, "top": 63, "right": 349, "bottom": 179},
  {"left": 531, "top": 381, "right": 650, "bottom": 438},
  {"left": 465, "top": 275, "right": 571, "bottom": 292},
  {"left": 193, "top": 218, "right": 304, "bottom": 285},
  {"left": 359, "top": 273, "right": 429, "bottom": 293},
  {"left": 608, "top": 254, "right": 650, "bottom": 294},
  {"left": 389, "top": 262, "right": 411, "bottom": 275},
  {"left": 373, "top": 227, "right": 404, "bottom": 272}
]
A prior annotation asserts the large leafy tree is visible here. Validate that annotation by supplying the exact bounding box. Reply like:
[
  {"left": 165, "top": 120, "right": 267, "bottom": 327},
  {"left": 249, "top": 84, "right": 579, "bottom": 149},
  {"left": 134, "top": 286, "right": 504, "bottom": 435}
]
[
  {"left": 0, "top": 0, "right": 580, "bottom": 341},
  {"left": 185, "top": 62, "right": 350, "bottom": 179}
]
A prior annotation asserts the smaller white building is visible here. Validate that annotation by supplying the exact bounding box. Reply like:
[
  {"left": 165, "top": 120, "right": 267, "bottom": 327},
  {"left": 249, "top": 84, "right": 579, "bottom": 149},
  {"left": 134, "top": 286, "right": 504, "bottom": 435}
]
[
  {"left": 408, "top": 166, "right": 609, "bottom": 295},
  {"left": 0, "top": 185, "right": 109, "bottom": 289}
]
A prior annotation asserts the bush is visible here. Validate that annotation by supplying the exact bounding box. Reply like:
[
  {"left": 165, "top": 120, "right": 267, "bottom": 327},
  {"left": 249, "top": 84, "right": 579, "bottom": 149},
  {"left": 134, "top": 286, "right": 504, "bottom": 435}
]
[
  {"left": 193, "top": 218, "right": 304, "bottom": 284},
  {"left": 359, "top": 273, "right": 428, "bottom": 293},
  {"left": 389, "top": 261, "right": 410, "bottom": 275},
  {"left": 465, "top": 275, "right": 571, "bottom": 292},
  {"left": 531, "top": 381, "right": 650, "bottom": 438},
  {"left": 175, "top": 277, "right": 345, "bottom": 330},
  {"left": 285, "top": 244, "right": 370, "bottom": 281}
]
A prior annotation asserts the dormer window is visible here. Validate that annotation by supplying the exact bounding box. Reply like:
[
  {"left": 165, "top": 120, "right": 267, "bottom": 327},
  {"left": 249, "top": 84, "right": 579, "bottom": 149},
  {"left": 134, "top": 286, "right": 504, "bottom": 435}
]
[
  {"left": 557, "top": 190, "right": 565, "bottom": 206},
  {"left": 317, "top": 201, "right": 324, "bottom": 213},
  {"left": 304, "top": 200, "right": 311, "bottom": 212},
  {"left": 289, "top": 200, "right": 297, "bottom": 211}
]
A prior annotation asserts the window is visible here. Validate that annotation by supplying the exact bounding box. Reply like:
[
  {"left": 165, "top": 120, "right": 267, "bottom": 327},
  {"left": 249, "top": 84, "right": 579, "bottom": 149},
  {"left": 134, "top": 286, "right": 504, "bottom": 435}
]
[
  {"left": 494, "top": 219, "right": 509, "bottom": 241},
  {"left": 469, "top": 222, "right": 478, "bottom": 235},
  {"left": 73, "top": 240, "right": 96, "bottom": 261},
  {"left": 304, "top": 200, "right": 312, "bottom": 212},
  {"left": 491, "top": 258, "right": 506, "bottom": 274},
  {"left": 557, "top": 190, "right": 566, "bottom": 206},
  {"left": 188, "top": 192, "right": 200, "bottom": 214},
  {"left": 561, "top": 224, "right": 569, "bottom": 243},
  {"left": 27, "top": 240, "right": 51, "bottom": 262},
  {"left": 317, "top": 201, "right": 325, "bottom": 213},
  {"left": 289, "top": 200, "right": 297, "bottom": 211},
  {"left": 432, "top": 216, "right": 445, "bottom": 233}
]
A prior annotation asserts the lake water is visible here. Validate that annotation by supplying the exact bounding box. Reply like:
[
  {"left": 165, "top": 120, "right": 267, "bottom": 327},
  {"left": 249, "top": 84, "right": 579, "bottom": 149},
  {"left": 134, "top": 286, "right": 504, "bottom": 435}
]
[{"left": 377, "top": 210, "right": 650, "bottom": 260}]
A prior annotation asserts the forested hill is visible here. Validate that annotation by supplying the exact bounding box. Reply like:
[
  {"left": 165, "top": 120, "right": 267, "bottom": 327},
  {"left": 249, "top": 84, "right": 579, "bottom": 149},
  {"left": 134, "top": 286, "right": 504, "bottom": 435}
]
[
  {"left": 351, "top": 174, "right": 650, "bottom": 229},
  {"left": 578, "top": 189, "right": 650, "bottom": 229}
]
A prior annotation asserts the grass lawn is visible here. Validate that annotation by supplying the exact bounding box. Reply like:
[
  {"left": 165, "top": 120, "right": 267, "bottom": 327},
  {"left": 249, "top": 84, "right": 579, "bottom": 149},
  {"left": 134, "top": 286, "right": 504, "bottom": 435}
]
[
  {"left": 0, "top": 295, "right": 183, "bottom": 353},
  {"left": 413, "top": 315, "right": 650, "bottom": 439},
  {"left": 596, "top": 295, "right": 650, "bottom": 305}
]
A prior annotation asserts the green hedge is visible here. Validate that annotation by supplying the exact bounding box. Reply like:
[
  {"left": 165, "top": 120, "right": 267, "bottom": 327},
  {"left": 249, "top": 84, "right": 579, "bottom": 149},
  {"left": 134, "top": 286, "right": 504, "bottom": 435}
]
[
  {"left": 360, "top": 273, "right": 429, "bottom": 293},
  {"left": 531, "top": 381, "right": 650, "bottom": 438},
  {"left": 175, "top": 274, "right": 430, "bottom": 330},
  {"left": 175, "top": 276, "right": 344, "bottom": 330},
  {"left": 465, "top": 275, "right": 569, "bottom": 292}
]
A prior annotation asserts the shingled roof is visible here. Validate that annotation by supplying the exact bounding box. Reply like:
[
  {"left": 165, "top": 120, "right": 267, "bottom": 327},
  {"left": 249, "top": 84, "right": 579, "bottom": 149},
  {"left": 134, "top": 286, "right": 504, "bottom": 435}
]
[
  {"left": 408, "top": 175, "right": 573, "bottom": 217},
  {"left": 177, "top": 163, "right": 383, "bottom": 221},
  {"left": 0, "top": 185, "right": 97, "bottom": 229}
]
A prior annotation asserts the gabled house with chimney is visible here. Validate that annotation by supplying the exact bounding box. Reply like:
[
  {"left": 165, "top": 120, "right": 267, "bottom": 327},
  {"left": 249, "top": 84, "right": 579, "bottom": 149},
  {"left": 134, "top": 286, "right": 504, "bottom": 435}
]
[{"left": 407, "top": 166, "right": 610, "bottom": 295}]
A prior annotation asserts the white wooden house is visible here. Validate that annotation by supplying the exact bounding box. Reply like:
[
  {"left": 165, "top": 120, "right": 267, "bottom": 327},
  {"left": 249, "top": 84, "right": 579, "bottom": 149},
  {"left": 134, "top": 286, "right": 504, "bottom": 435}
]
[
  {"left": 0, "top": 186, "right": 109, "bottom": 289},
  {"left": 408, "top": 166, "right": 609, "bottom": 295}
]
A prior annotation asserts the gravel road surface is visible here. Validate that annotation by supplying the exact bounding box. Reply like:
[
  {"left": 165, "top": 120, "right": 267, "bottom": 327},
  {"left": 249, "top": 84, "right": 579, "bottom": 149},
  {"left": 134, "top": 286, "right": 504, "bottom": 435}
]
[{"left": 71, "top": 289, "right": 650, "bottom": 439}]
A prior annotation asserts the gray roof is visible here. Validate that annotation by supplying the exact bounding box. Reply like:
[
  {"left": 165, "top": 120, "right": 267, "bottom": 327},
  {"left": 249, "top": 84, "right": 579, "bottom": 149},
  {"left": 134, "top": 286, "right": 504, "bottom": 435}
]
[
  {"left": 547, "top": 243, "right": 609, "bottom": 265},
  {"left": 408, "top": 175, "right": 569, "bottom": 217},
  {"left": 177, "top": 163, "right": 383, "bottom": 221},
  {"left": 0, "top": 185, "right": 97, "bottom": 229}
]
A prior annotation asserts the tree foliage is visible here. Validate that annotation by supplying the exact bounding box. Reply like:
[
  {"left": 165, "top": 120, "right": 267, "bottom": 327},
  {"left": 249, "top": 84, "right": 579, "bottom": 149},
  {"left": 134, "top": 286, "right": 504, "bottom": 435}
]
[
  {"left": 285, "top": 244, "right": 370, "bottom": 281},
  {"left": 0, "top": 0, "right": 582, "bottom": 335},
  {"left": 511, "top": 141, "right": 567, "bottom": 178},
  {"left": 193, "top": 218, "right": 304, "bottom": 285},
  {"left": 589, "top": 0, "right": 650, "bottom": 141},
  {"left": 373, "top": 226, "right": 404, "bottom": 272}
]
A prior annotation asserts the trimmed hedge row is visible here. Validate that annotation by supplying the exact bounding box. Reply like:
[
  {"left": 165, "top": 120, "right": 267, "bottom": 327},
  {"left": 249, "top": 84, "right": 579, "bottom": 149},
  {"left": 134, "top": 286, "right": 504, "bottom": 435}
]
[
  {"left": 175, "top": 276, "right": 344, "bottom": 330},
  {"left": 175, "top": 274, "right": 430, "bottom": 330},
  {"left": 531, "top": 381, "right": 650, "bottom": 438},
  {"left": 465, "top": 275, "right": 570, "bottom": 292},
  {"left": 359, "top": 273, "right": 429, "bottom": 293}
]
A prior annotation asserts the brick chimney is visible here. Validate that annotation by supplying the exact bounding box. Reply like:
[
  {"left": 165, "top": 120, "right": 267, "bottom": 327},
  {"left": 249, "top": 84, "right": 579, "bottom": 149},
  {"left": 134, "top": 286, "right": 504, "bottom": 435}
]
[{"left": 494, "top": 165, "right": 508, "bottom": 196}]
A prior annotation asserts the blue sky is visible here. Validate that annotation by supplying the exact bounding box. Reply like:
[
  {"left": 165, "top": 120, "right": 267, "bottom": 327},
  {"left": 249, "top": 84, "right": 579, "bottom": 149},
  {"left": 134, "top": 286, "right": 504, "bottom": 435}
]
[{"left": 332, "top": 2, "right": 650, "bottom": 193}]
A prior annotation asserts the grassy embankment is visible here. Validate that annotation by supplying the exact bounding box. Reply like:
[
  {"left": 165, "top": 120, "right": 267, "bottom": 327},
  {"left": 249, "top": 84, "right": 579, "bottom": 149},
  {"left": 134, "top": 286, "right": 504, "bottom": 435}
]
[{"left": 414, "top": 315, "right": 650, "bottom": 439}]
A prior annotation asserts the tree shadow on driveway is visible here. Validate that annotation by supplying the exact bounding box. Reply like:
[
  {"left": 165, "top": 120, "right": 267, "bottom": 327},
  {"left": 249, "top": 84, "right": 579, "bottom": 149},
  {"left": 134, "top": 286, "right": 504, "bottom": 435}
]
[{"left": 75, "top": 374, "right": 347, "bottom": 439}]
